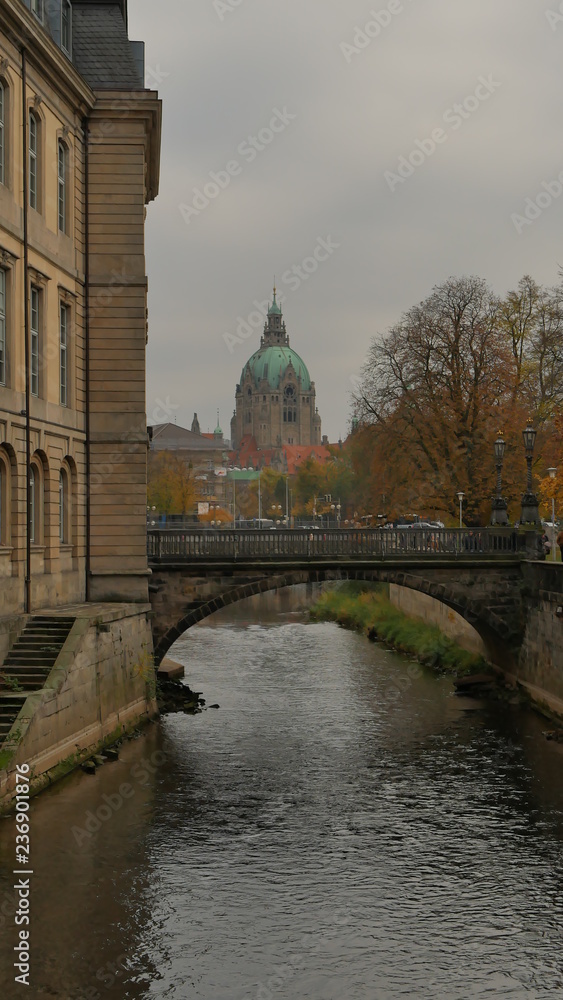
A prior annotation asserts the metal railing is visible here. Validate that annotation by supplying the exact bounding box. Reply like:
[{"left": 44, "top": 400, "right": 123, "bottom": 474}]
[{"left": 147, "top": 527, "right": 528, "bottom": 563}]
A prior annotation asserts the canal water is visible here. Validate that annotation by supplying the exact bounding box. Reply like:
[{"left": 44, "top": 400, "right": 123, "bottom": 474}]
[{"left": 1, "top": 589, "right": 562, "bottom": 999}]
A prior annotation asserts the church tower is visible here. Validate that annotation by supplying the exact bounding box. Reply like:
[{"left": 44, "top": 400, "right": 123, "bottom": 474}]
[{"left": 231, "top": 289, "right": 322, "bottom": 450}]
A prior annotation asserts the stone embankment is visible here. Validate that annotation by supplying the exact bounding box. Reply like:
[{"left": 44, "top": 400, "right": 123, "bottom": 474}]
[{"left": 0, "top": 604, "right": 158, "bottom": 812}]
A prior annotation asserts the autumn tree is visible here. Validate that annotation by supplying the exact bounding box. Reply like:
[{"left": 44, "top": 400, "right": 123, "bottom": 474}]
[
  {"left": 354, "top": 276, "right": 515, "bottom": 522},
  {"left": 147, "top": 451, "right": 197, "bottom": 515},
  {"left": 353, "top": 273, "right": 563, "bottom": 525}
]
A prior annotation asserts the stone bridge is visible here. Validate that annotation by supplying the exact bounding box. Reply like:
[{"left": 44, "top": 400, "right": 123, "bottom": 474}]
[{"left": 147, "top": 528, "right": 548, "bottom": 673}]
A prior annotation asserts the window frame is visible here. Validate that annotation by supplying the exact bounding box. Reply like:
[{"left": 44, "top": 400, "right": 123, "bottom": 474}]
[
  {"left": 29, "top": 465, "right": 36, "bottom": 544},
  {"left": 0, "top": 80, "right": 5, "bottom": 187},
  {"left": 0, "top": 268, "right": 5, "bottom": 387},
  {"left": 59, "top": 468, "right": 67, "bottom": 543},
  {"left": 29, "top": 110, "right": 39, "bottom": 211},
  {"left": 61, "top": 0, "right": 72, "bottom": 54},
  {"left": 0, "top": 454, "right": 6, "bottom": 546},
  {"left": 57, "top": 139, "right": 68, "bottom": 233},
  {"left": 31, "top": 0, "right": 43, "bottom": 23},
  {"left": 60, "top": 301, "right": 68, "bottom": 405},
  {"left": 30, "top": 285, "right": 40, "bottom": 397}
]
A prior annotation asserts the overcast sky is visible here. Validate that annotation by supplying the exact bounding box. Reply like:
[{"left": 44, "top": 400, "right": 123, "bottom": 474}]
[{"left": 128, "top": 0, "right": 563, "bottom": 442}]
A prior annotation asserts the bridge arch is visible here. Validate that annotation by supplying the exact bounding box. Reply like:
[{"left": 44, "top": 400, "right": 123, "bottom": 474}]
[{"left": 150, "top": 567, "right": 521, "bottom": 667}]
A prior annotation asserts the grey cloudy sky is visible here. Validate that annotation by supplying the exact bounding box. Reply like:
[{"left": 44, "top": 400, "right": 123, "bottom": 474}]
[{"left": 128, "top": 0, "right": 563, "bottom": 442}]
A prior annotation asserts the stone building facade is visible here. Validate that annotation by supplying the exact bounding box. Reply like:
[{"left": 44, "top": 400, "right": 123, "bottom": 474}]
[
  {"left": 0, "top": 0, "right": 161, "bottom": 615},
  {"left": 231, "top": 291, "right": 322, "bottom": 451}
]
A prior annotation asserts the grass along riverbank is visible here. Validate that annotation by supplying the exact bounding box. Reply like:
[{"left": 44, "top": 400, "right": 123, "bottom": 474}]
[{"left": 310, "top": 584, "right": 490, "bottom": 676}]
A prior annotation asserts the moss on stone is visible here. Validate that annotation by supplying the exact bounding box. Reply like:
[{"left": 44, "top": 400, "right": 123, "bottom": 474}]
[{"left": 310, "top": 583, "right": 491, "bottom": 676}]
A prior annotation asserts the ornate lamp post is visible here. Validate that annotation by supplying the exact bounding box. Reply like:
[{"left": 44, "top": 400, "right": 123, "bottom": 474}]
[
  {"left": 520, "top": 422, "right": 540, "bottom": 525},
  {"left": 548, "top": 466, "right": 557, "bottom": 561},
  {"left": 457, "top": 491, "right": 465, "bottom": 529},
  {"left": 490, "top": 432, "right": 509, "bottom": 525}
]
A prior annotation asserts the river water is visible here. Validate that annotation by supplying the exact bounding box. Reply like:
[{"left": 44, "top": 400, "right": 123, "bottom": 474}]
[{"left": 1, "top": 589, "right": 563, "bottom": 999}]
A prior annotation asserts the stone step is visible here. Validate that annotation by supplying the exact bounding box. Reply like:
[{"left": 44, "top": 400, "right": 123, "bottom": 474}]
[
  {"left": 4, "top": 656, "right": 58, "bottom": 667},
  {"left": 18, "top": 630, "right": 71, "bottom": 640},
  {"left": 31, "top": 615, "right": 76, "bottom": 625},
  {"left": 0, "top": 703, "right": 26, "bottom": 717}
]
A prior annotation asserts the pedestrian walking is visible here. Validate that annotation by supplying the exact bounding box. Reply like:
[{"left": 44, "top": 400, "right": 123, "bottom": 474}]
[{"left": 557, "top": 529, "right": 563, "bottom": 561}]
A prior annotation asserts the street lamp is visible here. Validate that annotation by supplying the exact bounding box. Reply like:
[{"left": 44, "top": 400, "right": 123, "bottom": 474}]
[
  {"left": 330, "top": 501, "right": 342, "bottom": 528},
  {"left": 490, "top": 432, "right": 509, "bottom": 526},
  {"left": 520, "top": 422, "right": 540, "bottom": 525},
  {"left": 548, "top": 466, "right": 557, "bottom": 561},
  {"left": 457, "top": 491, "right": 465, "bottom": 529}
]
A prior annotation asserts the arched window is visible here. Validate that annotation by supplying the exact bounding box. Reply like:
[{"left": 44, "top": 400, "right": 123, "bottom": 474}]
[
  {"left": 57, "top": 140, "right": 68, "bottom": 233},
  {"left": 59, "top": 469, "right": 67, "bottom": 543},
  {"left": 0, "top": 458, "right": 4, "bottom": 545},
  {"left": 29, "top": 465, "right": 37, "bottom": 543},
  {"left": 29, "top": 111, "right": 39, "bottom": 210}
]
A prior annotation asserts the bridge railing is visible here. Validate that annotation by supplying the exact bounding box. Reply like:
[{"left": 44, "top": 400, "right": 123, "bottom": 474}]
[{"left": 147, "top": 527, "right": 529, "bottom": 562}]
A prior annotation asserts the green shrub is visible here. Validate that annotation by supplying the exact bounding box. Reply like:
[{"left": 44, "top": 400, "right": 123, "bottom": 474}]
[{"left": 310, "top": 585, "right": 489, "bottom": 676}]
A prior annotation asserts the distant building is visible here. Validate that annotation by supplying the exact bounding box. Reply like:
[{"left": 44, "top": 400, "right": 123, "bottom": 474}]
[
  {"left": 0, "top": 0, "right": 161, "bottom": 613},
  {"left": 231, "top": 290, "right": 322, "bottom": 452},
  {"left": 150, "top": 418, "right": 230, "bottom": 504}
]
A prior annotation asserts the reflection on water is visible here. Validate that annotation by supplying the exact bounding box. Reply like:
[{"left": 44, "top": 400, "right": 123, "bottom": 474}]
[{"left": 1, "top": 589, "right": 562, "bottom": 999}]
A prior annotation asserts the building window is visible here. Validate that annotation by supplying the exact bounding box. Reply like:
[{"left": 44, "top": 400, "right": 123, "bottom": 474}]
[
  {"left": 245, "top": 411, "right": 252, "bottom": 424},
  {"left": 60, "top": 302, "right": 68, "bottom": 405},
  {"left": 31, "top": 0, "right": 43, "bottom": 22},
  {"left": 30, "top": 287, "right": 40, "bottom": 396},
  {"left": 29, "top": 466, "right": 36, "bottom": 543},
  {"left": 0, "top": 458, "right": 4, "bottom": 545},
  {"left": 57, "top": 140, "right": 68, "bottom": 232},
  {"left": 0, "top": 81, "right": 5, "bottom": 186},
  {"left": 0, "top": 269, "right": 5, "bottom": 387},
  {"left": 61, "top": 0, "right": 71, "bottom": 53},
  {"left": 59, "top": 469, "right": 68, "bottom": 542},
  {"left": 29, "top": 112, "right": 39, "bottom": 210}
]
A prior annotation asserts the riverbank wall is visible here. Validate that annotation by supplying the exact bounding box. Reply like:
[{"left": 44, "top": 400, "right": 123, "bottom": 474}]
[
  {"left": 0, "top": 604, "right": 158, "bottom": 812},
  {"left": 318, "top": 576, "right": 563, "bottom": 723},
  {"left": 512, "top": 563, "right": 563, "bottom": 720},
  {"left": 388, "top": 584, "right": 487, "bottom": 656}
]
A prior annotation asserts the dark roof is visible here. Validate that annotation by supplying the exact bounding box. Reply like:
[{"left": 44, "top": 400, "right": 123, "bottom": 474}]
[{"left": 72, "top": 3, "right": 142, "bottom": 89}]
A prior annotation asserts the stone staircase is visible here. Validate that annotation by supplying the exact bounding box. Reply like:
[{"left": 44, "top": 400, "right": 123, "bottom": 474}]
[{"left": 0, "top": 616, "right": 75, "bottom": 745}]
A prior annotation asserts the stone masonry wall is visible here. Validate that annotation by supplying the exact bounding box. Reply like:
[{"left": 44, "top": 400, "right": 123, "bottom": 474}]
[
  {"left": 516, "top": 563, "right": 563, "bottom": 718},
  {"left": 0, "top": 604, "right": 157, "bottom": 808},
  {"left": 388, "top": 584, "right": 487, "bottom": 656}
]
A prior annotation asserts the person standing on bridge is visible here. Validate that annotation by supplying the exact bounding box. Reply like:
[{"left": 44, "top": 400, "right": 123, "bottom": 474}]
[{"left": 557, "top": 528, "right": 563, "bottom": 561}]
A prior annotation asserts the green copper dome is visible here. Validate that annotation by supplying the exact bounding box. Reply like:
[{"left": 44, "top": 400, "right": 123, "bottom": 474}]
[{"left": 242, "top": 346, "right": 312, "bottom": 391}]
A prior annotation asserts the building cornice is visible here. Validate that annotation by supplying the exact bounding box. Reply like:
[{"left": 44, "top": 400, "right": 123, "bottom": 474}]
[
  {"left": 1, "top": 0, "right": 95, "bottom": 113},
  {"left": 89, "top": 92, "right": 162, "bottom": 202}
]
